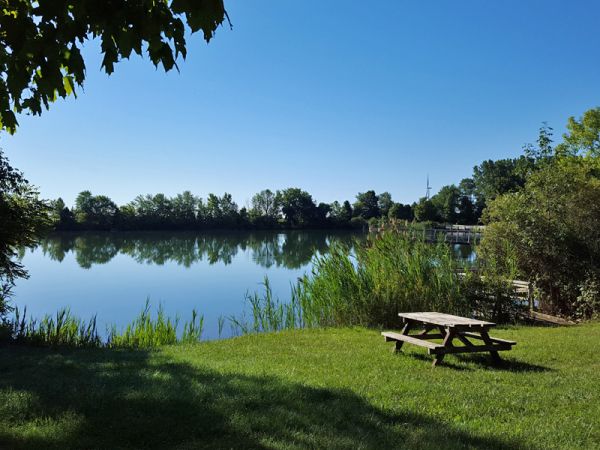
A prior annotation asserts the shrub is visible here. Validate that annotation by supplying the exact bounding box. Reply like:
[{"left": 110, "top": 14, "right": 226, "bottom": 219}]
[{"left": 481, "top": 156, "right": 600, "bottom": 317}]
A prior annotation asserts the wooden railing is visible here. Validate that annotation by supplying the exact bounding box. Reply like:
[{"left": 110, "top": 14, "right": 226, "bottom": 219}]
[{"left": 370, "top": 224, "right": 484, "bottom": 244}]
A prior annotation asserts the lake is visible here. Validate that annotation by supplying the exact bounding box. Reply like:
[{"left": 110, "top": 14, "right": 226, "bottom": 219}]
[
  {"left": 13, "top": 231, "right": 363, "bottom": 340},
  {"left": 13, "top": 230, "right": 475, "bottom": 340}
]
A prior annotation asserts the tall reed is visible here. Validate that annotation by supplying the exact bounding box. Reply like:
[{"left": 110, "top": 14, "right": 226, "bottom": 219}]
[
  {"left": 7, "top": 306, "right": 101, "bottom": 347},
  {"left": 2, "top": 301, "right": 204, "bottom": 348},
  {"left": 299, "top": 231, "right": 468, "bottom": 328},
  {"left": 228, "top": 277, "right": 303, "bottom": 334},
  {"left": 230, "top": 230, "right": 473, "bottom": 333}
]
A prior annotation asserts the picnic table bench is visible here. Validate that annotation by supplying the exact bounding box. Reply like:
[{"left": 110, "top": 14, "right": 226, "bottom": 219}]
[{"left": 382, "top": 312, "right": 516, "bottom": 367}]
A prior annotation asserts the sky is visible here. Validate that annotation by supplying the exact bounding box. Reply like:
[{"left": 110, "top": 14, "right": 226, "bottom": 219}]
[{"left": 2, "top": 0, "right": 600, "bottom": 208}]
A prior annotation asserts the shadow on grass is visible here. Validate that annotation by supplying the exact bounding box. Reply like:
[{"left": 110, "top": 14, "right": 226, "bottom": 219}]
[
  {"left": 0, "top": 346, "right": 534, "bottom": 449},
  {"left": 405, "top": 352, "right": 552, "bottom": 373},
  {"left": 454, "top": 354, "right": 553, "bottom": 372}
]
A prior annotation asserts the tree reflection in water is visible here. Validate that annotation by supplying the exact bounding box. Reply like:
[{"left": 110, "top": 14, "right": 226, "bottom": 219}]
[{"left": 38, "top": 231, "right": 363, "bottom": 270}]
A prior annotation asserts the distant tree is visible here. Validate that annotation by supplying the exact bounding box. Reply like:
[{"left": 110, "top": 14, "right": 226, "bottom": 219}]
[
  {"left": 203, "top": 193, "right": 239, "bottom": 227},
  {"left": 127, "top": 195, "right": 156, "bottom": 228},
  {"left": 456, "top": 196, "right": 476, "bottom": 225},
  {"left": 0, "top": 150, "right": 50, "bottom": 313},
  {"left": 430, "top": 185, "right": 461, "bottom": 223},
  {"left": 353, "top": 191, "right": 380, "bottom": 220},
  {"left": 458, "top": 178, "right": 476, "bottom": 198},
  {"left": 219, "top": 193, "right": 239, "bottom": 226},
  {"left": 117, "top": 203, "right": 138, "bottom": 229},
  {"left": 238, "top": 207, "right": 249, "bottom": 227},
  {"left": 74, "top": 192, "right": 119, "bottom": 229},
  {"left": 342, "top": 201, "right": 353, "bottom": 223},
  {"left": 0, "top": 0, "right": 229, "bottom": 133},
  {"left": 413, "top": 198, "right": 439, "bottom": 222},
  {"left": 315, "top": 202, "right": 331, "bottom": 226},
  {"left": 151, "top": 193, "right": 173, "bottom": 224},
  {"left": 50, "top": 197, "right": 76, "bottom": 230},
  {"left": 74, "top": 190, "right": 93, "bottom": 222},
  {"left": 196, "top": 197, "right": 208, "bottom": 227},
  {"left": 50, "top": 198, "right": 66, "bottom": 224},
  {"left": 378, "top": 192, "right": 393, "bottom": 218},
  {"left": 388, "top": 202, "right": 413, "bottom": 221},
  {"left": 172, "top": 191, "right": 198, "bottom": 228},
  {"left": 250, "top": 189, "right": 279, "bottom": 225},
  {"left": 329, "top": 200, "right": 353, "bottom": 225},
  {"left": 206, "top": 193, "right": 222, "bottom": 224},
  {"left": 277, "top": 188, "right": 318, "bottom": 228}
]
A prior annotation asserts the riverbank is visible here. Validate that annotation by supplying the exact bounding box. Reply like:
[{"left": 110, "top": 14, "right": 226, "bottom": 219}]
[{"left": 1, "top": 323, "right": 599, "bottom": 449}]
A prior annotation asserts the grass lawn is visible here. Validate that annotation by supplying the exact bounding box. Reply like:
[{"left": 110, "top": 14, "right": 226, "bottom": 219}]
[{"left": 1, "top": 323, "right": 599, "bottom": 449}]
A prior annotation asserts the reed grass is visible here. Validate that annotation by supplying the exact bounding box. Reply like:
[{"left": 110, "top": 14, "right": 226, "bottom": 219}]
[
  {"left": 1, "top": 300, "right": 204, "bottom": 348},
  {"left": 230, "top": 230, "right": 519, "bottom": 334},
  {"left": 5, "top": 306, "right": 101, "bottom": 347},
  {"left": 228, "top": 277, "right": 303, "bottom": 334}
]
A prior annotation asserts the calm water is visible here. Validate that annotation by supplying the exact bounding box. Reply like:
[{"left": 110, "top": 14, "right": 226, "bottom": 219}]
[
  {"left": 14, "top": 231, "right": 362, "bottom": 339},
  {"left": 14, "top": 231, "right": 474, "bottom": 340}
]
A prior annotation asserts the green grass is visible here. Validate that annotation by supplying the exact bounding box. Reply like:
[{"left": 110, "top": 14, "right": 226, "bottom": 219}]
[{"left": 1, "top": 323, "right": 599, "bottom": 449}]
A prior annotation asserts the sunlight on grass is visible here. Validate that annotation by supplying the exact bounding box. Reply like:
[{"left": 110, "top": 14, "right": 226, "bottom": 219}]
[{"left": 1, "top": 324, "right": 599, "bottom": 449}]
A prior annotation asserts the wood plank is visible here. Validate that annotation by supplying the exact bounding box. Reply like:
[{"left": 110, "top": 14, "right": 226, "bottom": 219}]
[
  {"left": 461, "top": 332, "right": 516, "bottom": 346},
  {"left": 393, "top": 321, "right": 413, "bottom": 352},
  {"left": 398, "top": 312, "right": 495, "bottom": 328},
  {"left": 381, "top": 332, "right": 443, "bottom": 350},
  {"left": 414, "top": 333, "right": 444, "bottom": 340},
  {"left": 520, "top": 311, "right": 576, "bottom": 326},
  {"left": 428, "top": 343, "right": 513, "bottom": 355},
  {"left": 432, "top": 328, "right": 454, "bottom": 367},
  {"left": 479, "top": 329, "right": 502, "bottom": 363}
]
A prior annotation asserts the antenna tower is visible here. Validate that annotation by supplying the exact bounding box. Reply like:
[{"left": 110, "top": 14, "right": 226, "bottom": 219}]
[{"left": 426, "top": 174, "right": 431, "bottom": 200}]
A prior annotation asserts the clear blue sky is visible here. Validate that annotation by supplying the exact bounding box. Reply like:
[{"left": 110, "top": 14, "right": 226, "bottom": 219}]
[{"left": 2, "top": 0, "right": 600, "bottom": 207}]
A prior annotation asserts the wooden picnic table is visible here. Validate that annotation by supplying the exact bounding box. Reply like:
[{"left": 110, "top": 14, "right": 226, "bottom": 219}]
[{"left": 382, "top": 312, "right": 516, "bottom": 367}]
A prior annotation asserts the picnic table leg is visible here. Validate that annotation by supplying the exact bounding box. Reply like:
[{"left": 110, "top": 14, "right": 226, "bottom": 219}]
[
  {"left": 393, "top": 320, "right": 414, "bottom": 352},
  {"left": 432, "top": 327, "right": 454, "bottom": 367},
  {"left": 417, "top": 324, "right": 436, "bottom": 338},
  {"left": 480, "top": 329, "right": 502, "bottom": 364}
]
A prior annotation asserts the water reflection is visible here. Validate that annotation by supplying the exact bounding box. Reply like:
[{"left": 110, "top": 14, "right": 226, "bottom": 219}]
[
  {"left": 38, "top": 231, "right": 362, "bottom": 270},
  {"left": 452, "top": 244, "right": 476, "bottom": 263}
]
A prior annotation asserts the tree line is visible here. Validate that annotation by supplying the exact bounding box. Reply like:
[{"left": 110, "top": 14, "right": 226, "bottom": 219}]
[
  {"left": 50, "top": 188, "right": 416, "bottom": 231},
  {"left": 51, "top": 129, "right": 556, "bottom": 231}
]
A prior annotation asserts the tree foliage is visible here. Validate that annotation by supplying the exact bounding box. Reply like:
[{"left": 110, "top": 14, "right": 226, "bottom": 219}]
[
  {"left": 250, "top": 189, "right": 279, "bottom": 226},
  {"left": 276, "top": 188, "right": 318, "bottom": 228},
  {"left": 0, "top": 149, "right": 50, "bottom": 311},
  {"left": 52, "top": 188, "right": 414, "bottom": 231},
  {"left": 412, "top": 198, "right": 438, "bottom": 222},
  {"left": 556, "top": 108, "right": 600, "bottom": 157},
  {"left": 480, "top": 155, "right": 600, "bottom": 317},
  {"left": 353, "top": 191, "right": 379, "bottom": 220},
  {"left": 388, "top": 202, "right": 412, "bottom": 221},
  {"left": 0, "top": 0, "right": 229, "bottom": 133}
]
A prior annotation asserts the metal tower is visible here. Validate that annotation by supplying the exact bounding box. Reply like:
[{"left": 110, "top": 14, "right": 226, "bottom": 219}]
[{"left": 426, "top": 174, "right": 431, "bottom": 200}]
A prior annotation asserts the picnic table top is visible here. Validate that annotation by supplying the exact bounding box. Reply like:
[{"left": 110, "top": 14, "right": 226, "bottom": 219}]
[{"left": 398, "top": 312, "right": 495, "bottom": 328}]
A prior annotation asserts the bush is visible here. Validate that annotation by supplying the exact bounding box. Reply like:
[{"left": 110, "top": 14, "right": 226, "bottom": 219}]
[
  {"left": 574, "top": 273, "right": 600, "bottom": 320},
  {"left": 481, "top": 156, "right": 600, "bottom": 317}
]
